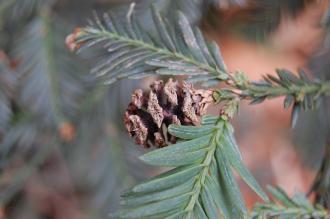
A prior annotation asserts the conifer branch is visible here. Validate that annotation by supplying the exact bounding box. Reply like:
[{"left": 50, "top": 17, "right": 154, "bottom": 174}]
[
  {"left": 67, "top": 6, "right": 228, "bottom": 86},
  {"left": 214, "top": 69, "right": 330, "bottom": 126},
  {"left": 65, "top": 4, "right": 330, "bottom": 219},
  {"left": 68, "top": 6, "right": 330, "bottom": 114},
  {"left": 113, "top": 116, "right": 268, "bottom": 219},
  {"left": 231, "top": 69, "right": 330, "bottom": 106},
  {"left": 250, "top": 186, "right": 329, "bottom": 219},
  {"left": 15, "top": 11, "right": 63, "bottom": 125},
  {"left": 15, "top": 7, "right": 86, "bottom": 127}
]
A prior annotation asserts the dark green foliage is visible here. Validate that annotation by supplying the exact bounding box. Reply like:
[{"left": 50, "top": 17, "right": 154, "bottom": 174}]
[
  {"left": 207, "top": 0, "right": 315, "bottom": 42},
  {"left": 163, "top": 0, "right": 247, "bottom": 27},
  {"left": 14, "top": 14, "right": 86, "bottom": 125},
  {"left": 0, "top": 1, "right": 145, "bottom": 218},
  {"left": 75, "top": 6, "right": 228, "bottom": 86},
  {"left": 0, "top": 0, "right": 48, "bottom": 21},
  {"left": 245, "top": 0, "right": 312, "bottom": 41}
]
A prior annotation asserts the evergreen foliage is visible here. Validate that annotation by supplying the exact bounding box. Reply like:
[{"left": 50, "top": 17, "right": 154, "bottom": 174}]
[
  {"left": 251, "top": 186, "right": 328, "bottom": 219},
  {"left": 114, "top": 116, "right": 267, "bottom": 218},
  {"left": 0, "top": 1, "right": 142, "bottom": 217},
  {"left": 74, "top": 6, "right": 228, "bottom": 86},
  {"left": 70, "top": 3, "right": 330, "bottom": 218},
  {"left": 1, "top": 0, "right": 330, "bottom": 218}
]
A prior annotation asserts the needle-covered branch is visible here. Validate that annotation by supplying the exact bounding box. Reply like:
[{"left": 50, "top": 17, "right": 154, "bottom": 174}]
[
  {"left": 67, "top": 6, "right": 330, "bottom": 121},
  {"left": 250, "top": 186, "right": 329, "bottom": 219},
  {"left": 65, "top": 4, "right": 330, "bottom": 219},
  {"left": 113, "top": 116, "right": 268, "bottom": 219},
  {"left": 214, "top": 69, "right": 330, "bottom": 126},
  {"left": 66, "top": 5, "right": 228, "bottom": 86}
]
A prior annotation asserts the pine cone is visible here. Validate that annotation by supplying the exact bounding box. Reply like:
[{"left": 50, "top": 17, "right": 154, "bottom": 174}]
[{"left": 124, "top": 78, "right": 214, "bottom": 148}]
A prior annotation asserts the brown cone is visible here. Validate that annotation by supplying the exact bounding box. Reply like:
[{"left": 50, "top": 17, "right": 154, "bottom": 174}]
[{"left": 124, "top": 78, "right": 214, "bottom": 148}]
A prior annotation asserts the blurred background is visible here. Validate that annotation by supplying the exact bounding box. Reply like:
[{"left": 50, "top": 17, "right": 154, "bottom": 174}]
[{"left": 0, "top": 0, "right": 329, "bottom": 218}]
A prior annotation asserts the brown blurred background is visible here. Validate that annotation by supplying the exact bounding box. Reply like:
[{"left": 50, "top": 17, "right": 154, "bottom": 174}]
[{"left": 208, "top": 1, "right": 329, "bottom": 206}]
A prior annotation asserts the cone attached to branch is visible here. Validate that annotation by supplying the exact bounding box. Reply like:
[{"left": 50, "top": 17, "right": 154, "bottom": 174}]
[{"left": 124, "top": 78, "right": 214, "bottom": 148}]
